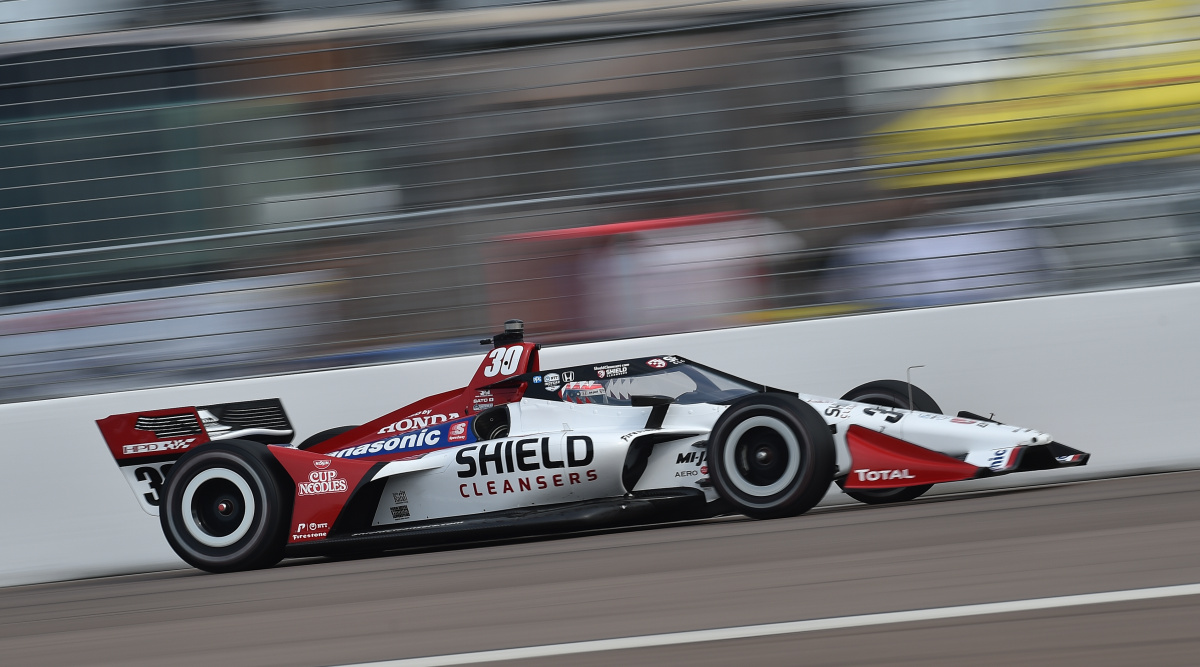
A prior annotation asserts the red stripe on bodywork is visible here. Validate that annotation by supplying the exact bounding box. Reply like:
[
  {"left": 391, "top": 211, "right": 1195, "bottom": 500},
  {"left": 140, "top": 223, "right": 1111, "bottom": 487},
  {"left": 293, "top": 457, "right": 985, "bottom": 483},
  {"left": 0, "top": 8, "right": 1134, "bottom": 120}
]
[
  {"left": 843, "top": 425, "right": 982, "bottom": 489},
  {"left": 271, "top": 445, "right": 378, "bottom": 544}
]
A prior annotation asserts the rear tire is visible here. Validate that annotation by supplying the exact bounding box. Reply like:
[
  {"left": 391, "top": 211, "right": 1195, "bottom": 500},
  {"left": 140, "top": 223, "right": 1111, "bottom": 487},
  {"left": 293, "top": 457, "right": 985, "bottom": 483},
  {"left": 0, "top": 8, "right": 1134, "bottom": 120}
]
[
  {"left": 160, "top": 440, "right": 291, "bottom": 573},
  {"left": 837, "top": 379, "right": 940, "bottom": 504},
  {"left": 707, "top": 394, "right": 835, "bottom": 520},
  {"left": 297, "top": 425, "right": 357, "bottom": 451}
]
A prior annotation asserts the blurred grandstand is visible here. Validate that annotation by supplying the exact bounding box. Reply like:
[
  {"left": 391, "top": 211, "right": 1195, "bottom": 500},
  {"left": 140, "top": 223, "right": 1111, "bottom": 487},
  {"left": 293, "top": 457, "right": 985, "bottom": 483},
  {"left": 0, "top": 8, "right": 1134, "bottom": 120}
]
[{"left": 2, "top": 0, "right": 1200, "bottom": 402}]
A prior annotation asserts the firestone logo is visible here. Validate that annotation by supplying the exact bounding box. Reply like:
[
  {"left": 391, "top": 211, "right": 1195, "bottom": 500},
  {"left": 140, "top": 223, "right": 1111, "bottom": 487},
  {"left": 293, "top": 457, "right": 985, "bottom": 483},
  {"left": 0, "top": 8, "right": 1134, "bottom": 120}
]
[{"left": 297, "top": 469, "right": 348, "bottom": 496}]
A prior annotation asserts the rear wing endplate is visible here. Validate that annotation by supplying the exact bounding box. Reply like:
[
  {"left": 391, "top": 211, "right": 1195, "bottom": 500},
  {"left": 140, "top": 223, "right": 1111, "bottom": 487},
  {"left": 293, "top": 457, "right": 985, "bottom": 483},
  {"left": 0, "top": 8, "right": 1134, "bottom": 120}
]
[{"left": 96, "top": 398, "right": 293, "bottom": 515}]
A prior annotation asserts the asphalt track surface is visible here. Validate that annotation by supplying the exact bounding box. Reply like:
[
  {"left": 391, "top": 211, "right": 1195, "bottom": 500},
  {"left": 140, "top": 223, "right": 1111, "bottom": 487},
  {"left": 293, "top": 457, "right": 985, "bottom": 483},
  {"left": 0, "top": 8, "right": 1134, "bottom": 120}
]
[{"left": 3, "top": 471, "right": 1199, "bottom": 667}]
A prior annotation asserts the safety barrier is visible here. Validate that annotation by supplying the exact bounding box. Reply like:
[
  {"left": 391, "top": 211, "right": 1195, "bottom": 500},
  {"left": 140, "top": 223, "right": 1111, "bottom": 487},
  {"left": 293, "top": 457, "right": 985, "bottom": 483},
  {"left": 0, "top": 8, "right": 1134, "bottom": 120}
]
[{"left": 2, "top": 282, "right": 1197, "bottom": 587}]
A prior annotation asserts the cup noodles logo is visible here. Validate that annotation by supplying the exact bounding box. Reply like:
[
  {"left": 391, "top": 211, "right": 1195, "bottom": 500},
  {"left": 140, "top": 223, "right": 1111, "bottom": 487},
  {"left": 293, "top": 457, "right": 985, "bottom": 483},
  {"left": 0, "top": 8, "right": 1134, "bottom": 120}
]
[
  {"left": 448, "top": 422, "right": 469, "bottom": 442},
  {"left": 122, "top": 438, "right": 196, "bottom": 455},
  {"left": 314, "top": 459, "right": 332, "bottom": 469},
  {"left": 297, "top": 469, "right": 348, "bottom": 496}
]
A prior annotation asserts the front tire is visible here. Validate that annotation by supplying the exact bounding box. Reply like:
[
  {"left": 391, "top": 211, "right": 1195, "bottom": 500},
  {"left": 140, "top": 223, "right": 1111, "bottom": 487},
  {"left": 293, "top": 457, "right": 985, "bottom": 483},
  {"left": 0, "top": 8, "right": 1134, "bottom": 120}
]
[
  {"left": 160, "top": 440, "right": 291, "bottom": 573},
  {"left": 840, "top": 379, "right": 942, "bottom": 414},
  {"left": 707, "top": 394, "right": 835, "bottom": 519},
  {"left": 837, "top": 379, "right": 941, "bottom": 504}
]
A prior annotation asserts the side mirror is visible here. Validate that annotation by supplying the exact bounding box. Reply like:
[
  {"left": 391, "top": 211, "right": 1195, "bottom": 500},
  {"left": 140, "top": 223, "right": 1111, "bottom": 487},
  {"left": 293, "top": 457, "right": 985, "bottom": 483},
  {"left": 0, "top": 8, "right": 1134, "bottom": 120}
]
[{"left": 631, "top": 395, "right": 674, "bottom": 429}]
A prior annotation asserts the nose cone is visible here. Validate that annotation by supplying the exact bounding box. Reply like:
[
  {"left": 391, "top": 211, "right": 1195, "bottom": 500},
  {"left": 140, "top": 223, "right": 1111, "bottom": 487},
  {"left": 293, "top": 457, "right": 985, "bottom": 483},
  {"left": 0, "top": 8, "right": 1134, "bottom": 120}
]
[{"left": 1025, "top": 432, "right": 1053, "bottom": 446}]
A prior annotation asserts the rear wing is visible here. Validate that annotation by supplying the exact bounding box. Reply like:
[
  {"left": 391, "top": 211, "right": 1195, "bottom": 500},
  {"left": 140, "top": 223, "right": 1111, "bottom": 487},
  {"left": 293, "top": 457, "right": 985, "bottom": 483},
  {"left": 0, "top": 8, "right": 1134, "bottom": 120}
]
[{"left": 96, "top": 398, "right": 294, "bottom": 515}]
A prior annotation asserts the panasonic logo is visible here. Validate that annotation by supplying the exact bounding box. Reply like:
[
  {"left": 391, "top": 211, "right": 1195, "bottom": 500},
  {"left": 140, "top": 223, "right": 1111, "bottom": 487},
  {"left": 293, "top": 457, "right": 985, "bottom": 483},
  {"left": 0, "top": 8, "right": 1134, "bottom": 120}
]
[{"left": 328, "top": 428, "right": 442, "bottom": 458}]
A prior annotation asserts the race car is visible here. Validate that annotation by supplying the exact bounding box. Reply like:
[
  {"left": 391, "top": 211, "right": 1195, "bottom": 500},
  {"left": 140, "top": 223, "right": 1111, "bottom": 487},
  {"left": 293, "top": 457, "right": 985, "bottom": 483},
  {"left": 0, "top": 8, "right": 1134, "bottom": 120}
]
[{"left": 97, "top": 320, "right": 1089, "bottom": 573}]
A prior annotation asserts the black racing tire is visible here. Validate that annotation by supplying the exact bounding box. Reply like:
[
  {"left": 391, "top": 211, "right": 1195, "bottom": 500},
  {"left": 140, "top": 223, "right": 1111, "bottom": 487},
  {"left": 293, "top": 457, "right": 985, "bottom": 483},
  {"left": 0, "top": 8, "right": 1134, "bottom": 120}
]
[
  {"left": 297, "top": 425, "right": 358, "bottom": 451},
  {"left": 839, "top": 379, "right": 942, "bottom": 414},
  {"left": 837, "top": 379, "right": 940, "bottom": 504},
  {"left": 706, "top": 393, "right": 835, "bottom": 520},
  {"left": 160, "top": 440, "right": 292, "bottom": 573}
]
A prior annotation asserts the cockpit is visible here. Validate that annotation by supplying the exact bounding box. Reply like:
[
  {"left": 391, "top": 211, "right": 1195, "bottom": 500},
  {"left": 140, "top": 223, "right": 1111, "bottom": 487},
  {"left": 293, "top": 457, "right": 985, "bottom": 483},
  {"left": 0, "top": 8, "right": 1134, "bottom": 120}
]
[{"left": 512, "top": 357, "right": 762, "bottom": 407}]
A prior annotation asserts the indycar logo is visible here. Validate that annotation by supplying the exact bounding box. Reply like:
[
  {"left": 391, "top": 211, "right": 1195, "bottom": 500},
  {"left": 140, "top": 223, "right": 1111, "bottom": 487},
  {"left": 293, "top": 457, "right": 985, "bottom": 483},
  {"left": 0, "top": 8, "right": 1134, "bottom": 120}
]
[
  {"left": 852, "top": 468, "right": 916, "bottom": 482},
  {"left": 122, "top": 438, "right": 196, "bottom": 455},
  {"left": 297, "top": 469, "right": 348, "bottom": 496}
]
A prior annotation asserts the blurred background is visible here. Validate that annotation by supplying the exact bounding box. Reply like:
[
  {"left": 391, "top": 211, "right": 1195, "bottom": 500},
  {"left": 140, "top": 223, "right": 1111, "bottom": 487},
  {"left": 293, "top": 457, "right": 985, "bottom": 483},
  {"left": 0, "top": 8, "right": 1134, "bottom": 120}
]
[{"left": 3, "top": 0, "right": 1200, "bottom": 403}]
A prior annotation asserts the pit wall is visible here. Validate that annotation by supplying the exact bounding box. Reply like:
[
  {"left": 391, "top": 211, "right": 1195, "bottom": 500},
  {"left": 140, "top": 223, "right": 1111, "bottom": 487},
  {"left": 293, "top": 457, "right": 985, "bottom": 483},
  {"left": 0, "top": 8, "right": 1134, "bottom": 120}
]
[{"left": 3, "top": 283, "right": 1198, "bottom": 587}]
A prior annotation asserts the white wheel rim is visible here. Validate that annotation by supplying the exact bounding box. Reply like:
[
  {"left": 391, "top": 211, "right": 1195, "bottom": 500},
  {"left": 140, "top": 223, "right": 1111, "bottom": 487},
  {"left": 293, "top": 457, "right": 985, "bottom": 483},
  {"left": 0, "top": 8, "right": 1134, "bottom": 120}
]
[
  {"left": 181, "top": 468, "right": 257, "bottom": 548},
  {"left": 723, "top": 415, "right": 802, "bottom": 497}
]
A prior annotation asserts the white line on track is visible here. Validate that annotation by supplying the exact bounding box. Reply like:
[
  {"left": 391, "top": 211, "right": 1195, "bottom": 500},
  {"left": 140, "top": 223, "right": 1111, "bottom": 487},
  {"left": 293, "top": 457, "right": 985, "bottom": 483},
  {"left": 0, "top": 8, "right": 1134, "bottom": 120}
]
[{"left": 337, "top": 582, "right": 1200, "bottom": 667}]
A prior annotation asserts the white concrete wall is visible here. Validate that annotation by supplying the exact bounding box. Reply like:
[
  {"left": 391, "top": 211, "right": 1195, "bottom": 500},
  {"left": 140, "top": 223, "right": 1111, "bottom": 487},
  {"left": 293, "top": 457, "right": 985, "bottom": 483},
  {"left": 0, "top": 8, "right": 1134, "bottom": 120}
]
[{"left": 3, "top": 282, "right": 1198, "bottom": 587}]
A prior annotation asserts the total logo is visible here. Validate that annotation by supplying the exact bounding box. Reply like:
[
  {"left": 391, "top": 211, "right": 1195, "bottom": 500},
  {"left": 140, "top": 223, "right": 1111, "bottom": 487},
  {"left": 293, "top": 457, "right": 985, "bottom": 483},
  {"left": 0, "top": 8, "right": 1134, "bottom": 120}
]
[
  {"left": 297, "top": 469, "right": 348, "bottom": 496},
  {"left": 123, "top": 438, "right": 196, "bottom": 455},
  {"left": 852, "top": 468, "right": 916, "bottom": 482}
]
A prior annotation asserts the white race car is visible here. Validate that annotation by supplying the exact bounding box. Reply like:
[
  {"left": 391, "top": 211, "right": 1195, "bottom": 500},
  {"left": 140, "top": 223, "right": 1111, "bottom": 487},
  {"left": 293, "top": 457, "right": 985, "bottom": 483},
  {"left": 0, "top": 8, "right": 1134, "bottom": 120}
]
[{"left": 98, "top": 320, "right": 1089, "bottom": 573}]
